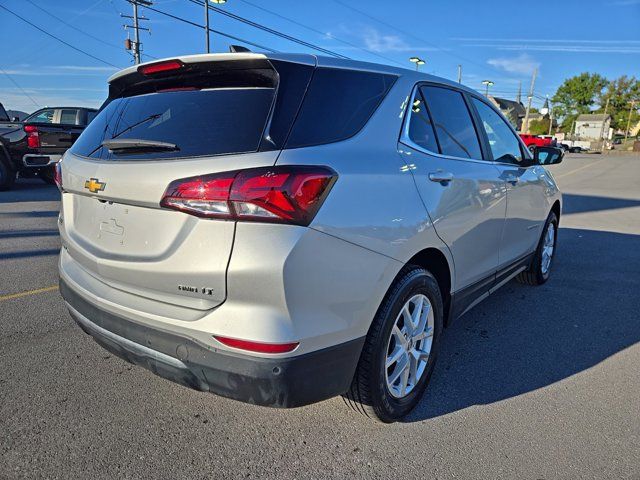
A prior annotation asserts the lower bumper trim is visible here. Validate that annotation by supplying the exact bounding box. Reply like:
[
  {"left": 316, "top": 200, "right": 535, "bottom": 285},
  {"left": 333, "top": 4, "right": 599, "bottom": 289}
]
[{"left": 60, "top": 277, "right": 365, "bottom": 408}]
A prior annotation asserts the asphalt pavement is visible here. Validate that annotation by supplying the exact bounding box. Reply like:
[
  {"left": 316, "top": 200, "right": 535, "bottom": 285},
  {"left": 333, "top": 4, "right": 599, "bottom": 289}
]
[{"left": 1, "top": 154, "right": 639, "bottom": 479}]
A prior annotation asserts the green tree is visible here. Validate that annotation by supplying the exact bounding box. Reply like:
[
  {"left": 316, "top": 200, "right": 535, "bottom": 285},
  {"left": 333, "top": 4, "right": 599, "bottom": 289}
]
[
  {"left": 598, "top": 76, "right": 640, "bottom": 131},
  {"left": 529, "top": 118, "right": 551, "bottom": 136},
  {"left": 552, "top": 73, "right": 607, "bottom": 131}
]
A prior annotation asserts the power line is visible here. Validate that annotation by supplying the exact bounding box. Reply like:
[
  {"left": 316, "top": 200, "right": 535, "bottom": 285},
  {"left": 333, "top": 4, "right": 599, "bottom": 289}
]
[
  {"left": 0, "top": 67, "right": 41, "bottom": 108},
  {"left": 23, "top": 0, "right": 121, "bottom": 51},
  {"left": 190, "top": 0, "right": 349, "bottom": 59},
  {"left": 0, "top": 4, "right": 119, "bottom": 68},
  {"left": 236, "top": 0, "right": 404, "bottom": 67},
  {"left": 145, "top": 4, "right": 279, "bottom": 53},
  {"left": 329, "top": 0, "right": 521, "bottom": 80}
]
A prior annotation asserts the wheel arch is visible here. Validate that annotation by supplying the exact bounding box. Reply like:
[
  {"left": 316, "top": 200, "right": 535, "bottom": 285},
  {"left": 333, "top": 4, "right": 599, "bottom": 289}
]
[
  {"left": 551, "top": 199, "right": 561, "bottom": 223},
  {"left": 405, "top": 247, "right": 453, "bottom": 327}
]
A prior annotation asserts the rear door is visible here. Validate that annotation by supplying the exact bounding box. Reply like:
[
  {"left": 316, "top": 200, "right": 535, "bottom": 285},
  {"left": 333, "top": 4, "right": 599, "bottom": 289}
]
[
  {"left": 399, "top": 84, "right": 507, "bottom": 295},
  {"left": 59, "top": 56, "right": 314, "bottom": 314}
]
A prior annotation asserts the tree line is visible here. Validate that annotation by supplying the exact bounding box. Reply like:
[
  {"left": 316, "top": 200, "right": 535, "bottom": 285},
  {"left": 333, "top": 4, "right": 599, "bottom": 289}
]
[{"left": 551, "top": 73, "right": 639, "bottom": 134}]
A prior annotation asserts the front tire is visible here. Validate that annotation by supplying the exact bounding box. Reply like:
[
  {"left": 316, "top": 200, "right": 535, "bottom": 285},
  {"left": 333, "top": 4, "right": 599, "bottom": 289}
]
[
  {"left": 517, "top": 211, "right": 558, "bottom": 285},
  {"left": 344, "top": 267, "right": 443, "bottom": 422}
]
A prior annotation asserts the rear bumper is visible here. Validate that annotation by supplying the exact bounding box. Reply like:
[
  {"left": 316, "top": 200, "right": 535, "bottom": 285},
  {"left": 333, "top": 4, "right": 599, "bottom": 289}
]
[
  {"left": 23, "top": 153, "right": 61, "bottom": 167},
  {"left": 60, "top": 278, "right": 365, "bottom": 408}
]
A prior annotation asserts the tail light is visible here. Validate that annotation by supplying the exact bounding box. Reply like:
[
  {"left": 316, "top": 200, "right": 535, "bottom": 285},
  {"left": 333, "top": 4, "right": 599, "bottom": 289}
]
[
  {"left": 214, "top": 335, "right": 299, "bottom": 354},
  {"left": 138, "top": 60, "right": 184, "bottom": 75},
  {"left": 160, "top": 165, "right": 337, "bottom": 226},
  {"left": 53, "top": 160, "right": 63, "bottom": 191},
  {"left": 24, "top": 125, "right": 40, "bottom": 149}
]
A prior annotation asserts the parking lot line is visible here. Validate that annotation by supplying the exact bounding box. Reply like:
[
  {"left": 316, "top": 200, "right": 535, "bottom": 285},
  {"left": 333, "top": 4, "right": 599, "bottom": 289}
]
[
  {"left": 554, "top": 158, "right": 608, "bottom": 179},
  {"left": 0, "top": 285, "right": 58, "bottom": 302}
]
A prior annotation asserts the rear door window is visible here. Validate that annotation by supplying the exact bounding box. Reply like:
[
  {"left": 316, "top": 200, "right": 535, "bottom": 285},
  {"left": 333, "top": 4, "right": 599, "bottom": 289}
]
[
  {"left": 71, "top": 87, "right": 275, "bottom": 160},
  {"left": 420, "top": 86, "right": 482, "bottom": 159},
  {"left": 60, "top": 109, "right": 78, "bottom": 125},
  {"left": 285, "top": 68, "right": 396, "bottom": 149}
]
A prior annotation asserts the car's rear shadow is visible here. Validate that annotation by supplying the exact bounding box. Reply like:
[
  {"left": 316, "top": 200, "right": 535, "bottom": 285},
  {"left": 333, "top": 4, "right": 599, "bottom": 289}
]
[{"left": 404, "top": 227, "right": 640, "bottom": 422}]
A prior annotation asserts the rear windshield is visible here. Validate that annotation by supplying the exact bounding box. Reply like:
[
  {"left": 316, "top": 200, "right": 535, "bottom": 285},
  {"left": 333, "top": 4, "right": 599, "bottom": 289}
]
[{"left": 71, "top": 87, "right": 275, "bottom": 160}]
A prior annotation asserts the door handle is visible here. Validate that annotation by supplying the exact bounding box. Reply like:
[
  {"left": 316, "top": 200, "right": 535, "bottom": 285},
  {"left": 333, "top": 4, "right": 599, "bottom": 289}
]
[{"left": 428, "top": 171, "right": 454, "bottom": 183}]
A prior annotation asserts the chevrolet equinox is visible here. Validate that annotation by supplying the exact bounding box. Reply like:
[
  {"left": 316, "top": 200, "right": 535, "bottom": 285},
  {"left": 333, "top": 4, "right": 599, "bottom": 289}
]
[{"left": 57, "top": 53, "right": 563, "bottom": 422}]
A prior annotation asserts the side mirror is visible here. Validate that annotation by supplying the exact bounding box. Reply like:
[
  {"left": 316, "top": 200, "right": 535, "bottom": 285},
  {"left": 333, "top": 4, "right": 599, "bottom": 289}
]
[
  {"left": 535, "top": 146, "right": 564, "bottom": 165},
  {"left": 11, "top": 116, "right": 19, "bottom": 122}
]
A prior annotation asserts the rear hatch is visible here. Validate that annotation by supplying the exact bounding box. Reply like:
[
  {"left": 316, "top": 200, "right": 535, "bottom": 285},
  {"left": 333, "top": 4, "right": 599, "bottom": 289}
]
[{"left": 59, "top": 54, "right": 315, "bottom": 315}]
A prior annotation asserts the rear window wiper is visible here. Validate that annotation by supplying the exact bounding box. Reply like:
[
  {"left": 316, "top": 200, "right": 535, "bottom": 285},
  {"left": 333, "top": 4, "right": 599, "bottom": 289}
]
[{"left": 101, "top": 138, "right": 179, "bottom": 153}]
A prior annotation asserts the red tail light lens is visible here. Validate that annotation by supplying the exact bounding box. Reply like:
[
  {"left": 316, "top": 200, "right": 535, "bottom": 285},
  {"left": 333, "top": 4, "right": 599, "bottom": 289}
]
[
  {"left": 24, "top": 125, "right": 40, "bottom": 149},
  {"left": 160, "top": 166, "right": 337, "bottom": 226},
  {"left": 53, "top": 160, "right": 63, "bottom": 191},
  {"left": 138, "top": 60, "right": 184, "bottom": 75},
  {"left": 214, "top": 335, "right": 299, "bottom": 354}
]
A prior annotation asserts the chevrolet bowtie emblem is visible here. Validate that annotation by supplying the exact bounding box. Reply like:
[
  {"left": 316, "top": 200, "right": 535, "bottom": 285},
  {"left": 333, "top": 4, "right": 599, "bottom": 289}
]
[{"left": 84, "top": 178, "right": 106, "bottom": 193}]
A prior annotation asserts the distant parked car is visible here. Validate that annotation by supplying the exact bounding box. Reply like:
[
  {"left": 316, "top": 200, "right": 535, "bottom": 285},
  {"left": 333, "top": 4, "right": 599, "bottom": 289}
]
[
  {"left": 519, "top": 134, "right": 555, "bottom": 152},
  {"left": 0, "top": 105, "right": 97, "bottom": 190}
]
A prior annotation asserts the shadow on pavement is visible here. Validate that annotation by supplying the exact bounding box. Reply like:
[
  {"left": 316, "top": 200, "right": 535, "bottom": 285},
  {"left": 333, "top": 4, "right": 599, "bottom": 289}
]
[
  {"left": 405, "top": 227, "right": 640, "bottom": 422},
  {"left": 562, "top": 193, "right": 640, "bottom": 215},
  {"left": 0, "top": 248, "right": 60, "bottom": 260},
  {"left": 0, "top": 180, "right": 59, "bottom": 204}
]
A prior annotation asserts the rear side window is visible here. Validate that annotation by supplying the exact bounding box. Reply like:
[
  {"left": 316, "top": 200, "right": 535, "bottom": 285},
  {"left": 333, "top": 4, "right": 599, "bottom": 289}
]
[
  {"left": 407, "top": 89, "right": 438, "bottom": 152},
  {"left": 60, "top": 109, "right": 78, "bottom": 125},
  {"left": 285, "top": 68, "right": 396, "bottom": 149},
  {"left": 71, "top": 88, "right": 275, "bottom": 160},
  {"left": 420, "top": 86, "right": 482, "bottom": 159}
]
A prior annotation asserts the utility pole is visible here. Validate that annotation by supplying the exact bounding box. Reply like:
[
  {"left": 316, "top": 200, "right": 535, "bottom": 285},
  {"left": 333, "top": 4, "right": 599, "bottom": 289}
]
[
  {"left": 599, "top": 95, "right": 611, "bottom": 152},
  {"left": 624, "top": 100, "right": 636, "bottom": 144},
  {"left": 123, "top": 0, "right": 152, "bottom": 64},
  {"left": 522, "top": 68, "right": 537, "bottom": 134},
  {"left": 457, "top": 65, "right": 462, "bottom": 84},
  {"left": 548, "top": 100, "right": 554, "bottom": 136}
]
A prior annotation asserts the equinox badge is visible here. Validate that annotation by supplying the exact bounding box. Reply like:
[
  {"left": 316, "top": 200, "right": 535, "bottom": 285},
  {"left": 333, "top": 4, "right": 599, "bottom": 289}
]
[{"left": 85, "top": 178, "right": 106, "bottom": 193}]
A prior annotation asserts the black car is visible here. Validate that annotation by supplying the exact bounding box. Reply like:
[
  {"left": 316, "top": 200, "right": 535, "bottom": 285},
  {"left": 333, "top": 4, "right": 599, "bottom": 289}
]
[{"left": 0, "top": 105, "right": 97, "bottom": 190}]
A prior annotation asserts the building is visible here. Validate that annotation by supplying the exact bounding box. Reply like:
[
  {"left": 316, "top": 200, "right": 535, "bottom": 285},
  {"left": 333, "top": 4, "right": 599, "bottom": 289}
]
[
  {"left": 574, "top": 114, "right": 612, "bottom": 140},
  {"left": 488, "top": 96, "right": 526, "bottom": 130}
]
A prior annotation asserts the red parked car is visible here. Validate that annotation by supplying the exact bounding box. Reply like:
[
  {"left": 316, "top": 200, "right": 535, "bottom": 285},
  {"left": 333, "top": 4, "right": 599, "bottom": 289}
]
[{"left": 520, "top": 134, "right": 555, "bottom": 152}]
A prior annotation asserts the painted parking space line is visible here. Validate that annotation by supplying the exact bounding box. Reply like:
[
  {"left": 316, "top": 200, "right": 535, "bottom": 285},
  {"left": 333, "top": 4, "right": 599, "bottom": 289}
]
[
  {"left": 555, "top": 158, "right": 608, "bottom": 179},
  {"left": 0, "top": 285, "right": 58, "bottom": 302}
]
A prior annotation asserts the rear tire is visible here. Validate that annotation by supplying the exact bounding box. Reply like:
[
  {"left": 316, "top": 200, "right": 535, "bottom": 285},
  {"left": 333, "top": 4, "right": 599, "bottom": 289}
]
[
  {"left": 344, "top": 266, "right": 443, "bottom": 423},
  {"left": 0, "top": 157, "right": 16, "bottom": 191},
  {"left": 517, "top": 211, "right": 558, "bottom": 285}
]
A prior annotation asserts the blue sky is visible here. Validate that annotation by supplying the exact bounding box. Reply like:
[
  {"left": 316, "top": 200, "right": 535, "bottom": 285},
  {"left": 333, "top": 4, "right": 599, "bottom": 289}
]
[{"left": 1, "top": 0, "right": 639, "bottom": 113}]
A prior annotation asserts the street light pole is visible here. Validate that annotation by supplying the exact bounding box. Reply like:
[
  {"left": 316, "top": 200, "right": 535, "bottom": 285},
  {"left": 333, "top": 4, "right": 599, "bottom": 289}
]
[
  {"left": 409, "top": 57, "right": 425, "bottom": 71},
  {"left": 481, "top": 80, "right": 494, "bottom": 97},
  {"left": 205, "top": 0, "right": 228, "bottom": 53},
  {"left": 204, "top": 0, "right": 210, "bottom": 53}
]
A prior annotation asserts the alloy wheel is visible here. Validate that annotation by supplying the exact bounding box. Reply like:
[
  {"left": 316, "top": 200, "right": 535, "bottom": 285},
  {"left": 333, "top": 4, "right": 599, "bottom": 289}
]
[{"left": 385, "top": 294, "right": 434, "bottom": 398}]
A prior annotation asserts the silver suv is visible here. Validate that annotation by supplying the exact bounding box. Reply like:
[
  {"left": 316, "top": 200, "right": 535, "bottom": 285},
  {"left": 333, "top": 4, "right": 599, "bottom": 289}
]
[{"left": 57, "top": 53, "right": 562, "bottom": 422}]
